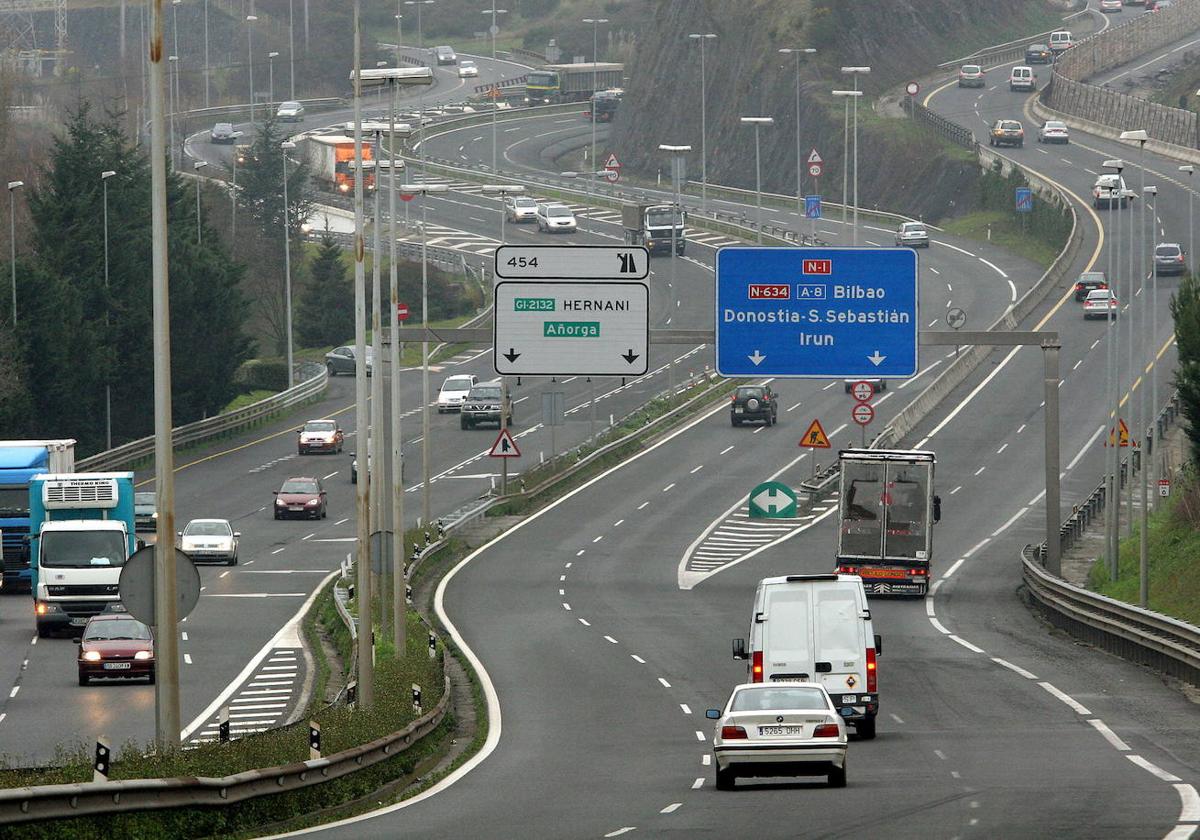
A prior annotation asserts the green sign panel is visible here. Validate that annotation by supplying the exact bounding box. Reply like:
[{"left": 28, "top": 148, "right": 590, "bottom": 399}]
[
  {"left": 748, "top": 480, "right": 798, "bottom": 519},
  {"left": 543, "top": 321, "right": 600, "bottom": 338},
  {"left": 514, "top": 298, "right": 555, "bottom": 312}
]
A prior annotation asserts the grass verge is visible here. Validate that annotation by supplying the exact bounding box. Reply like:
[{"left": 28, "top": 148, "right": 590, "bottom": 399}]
[{"left": 941, "top": 210, "right": 1061, "bottom": 268}]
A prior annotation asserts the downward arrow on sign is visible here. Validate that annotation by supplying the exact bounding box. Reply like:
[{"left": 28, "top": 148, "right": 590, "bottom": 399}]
[
  {"left": 868, "top": 350, "right": 886, "bottom": 366},
  {"left": 622, "top": 349, "right": 640, "bottom": 364},
  {"left": 748, "top": 350, "right": 766, "bottom": 366},
  {"left": 504, "top": 348, "right": 521, "bottom": 363}
]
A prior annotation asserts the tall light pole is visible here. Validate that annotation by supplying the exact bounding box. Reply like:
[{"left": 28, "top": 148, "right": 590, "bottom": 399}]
[
  {"left": 192, "top": 160, "right": 207, "bottom": 244},
  {"left": 171, "top": 0, "right": 181, "bottom": 164},
  {"left": 780, "top": 47, "right": 816, "bottom": 212},
  {"left": 1102, "top": 158, "right": 1123, "bottom": 581},
  {"left": 739, "top": 117, "right": 773, "bottom": 244},
  {"left": 659, "top": 144, "right": 690, "bottom": 392},
  {"left": 351, "top": 0, "right": 373, "bottom": 710},
  {"left": 247, "top": 14, "right": 258, "bottom": 124},
  {"left": 204, "top": 0, "right": 211, "bottom": 107},
  {"left": 482, "top": 182, "right": 524, "bottom": 494},
  {"left": 405, "top": 0, "right": 434, "bottom": 50},
  {"left": 1182, "top": 165, "right": 1195, "bottom": 278},
  {"left": 7, "top": 180, "right": 21, "bottom": 325},
  {"left": 387, "top": 82, "right": 405, "bottom": 655},
  {"left": 582, "top": 17, "right": 608, "bottom": 232},
  {"left": 841, "top": 66, "right": 870, "bottom": 245},
  {"left": 281, "top": 141, "right": 297, "bottom": 388},
  {"left": 268, "top": 51, "right": 280, "bottom": 107},
  {"left": 688, "top": 34, "right": 716, "bottom": 214},
  {"left": 1141, "top": 183, "right": 1157, "bottom": 607},
  {"left": 395, "top": 11, "right": 403, "bottom": 58},
  {"left": 288, "top": 0, "right": 296, "bottom": 100},
  {"left": 148, "top": 0, "right": 181, "bottom": 752},
  {"left": 399, "top": 183, "right": 449, "bottom": 530},
  {"left": 482, "top": 6, "right": 507, "bottom": 174},
  {"left": 168, "top": 55, "right": 178, "bottom": 170},
  {"left": 371, "top": 128, "right": 385, "bottom": 540},
  {"left": 101, "top": 170, "right": 116, "bottom": 450},
  {"left": 1120, "top": 129, "right": 1148, "bottom": 540}
]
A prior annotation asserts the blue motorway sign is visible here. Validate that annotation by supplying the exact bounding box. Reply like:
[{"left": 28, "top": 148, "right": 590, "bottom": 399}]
[
  {"left": 805, "top": 195, "right": 822, "bottom": 219},
  {"left": 715, "top": 247, "right": 918, "bottom": 378},
  {"left": 1015, "top": 187, "right": 1033, "bottom": 213}
]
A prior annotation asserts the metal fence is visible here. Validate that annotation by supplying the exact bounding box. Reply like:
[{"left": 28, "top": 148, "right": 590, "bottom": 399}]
[
  {"left": 914, "top": 102, "right": 976, "bottom": 150},
  {"left": 1046, "top": 0, "right": 1200, "bottom": 149}
]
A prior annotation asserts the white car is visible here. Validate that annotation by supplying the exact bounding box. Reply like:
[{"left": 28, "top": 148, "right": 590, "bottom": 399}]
[
  {"left": 708, "top": 683, "right": 848, "bottom": 790},
  {"left": 536, "top": 202, "right": 577, "bottom": 233},
  {"left": 1100, "top": 0, "right": 1122, "bottom": 11},
  {"left": 178, "top": 519, "right": 239, "bottom": 565},
  {"left": 505, "top": 195, "right": 539, "bottom": 223},
  {"left": 1038, "top": 120, "right": 1069, "bottom": 144},
  {"left": 276, "top": 101, "right": 305, "bottom": 122},
  {"left": 1083, "top": 288, "right": 1119, "bottom": 319},
  {"left": 437, "top": 374, "right": 478, "bottom": 413},
  {"left": 894, "top": 221, "right": 929, "bottom": 248},
  {"left": 457, "top": 60, "right": 479, "bottom": 79},
  {"left": 297, "top": 418, "right": 344, "bottom": 455}
]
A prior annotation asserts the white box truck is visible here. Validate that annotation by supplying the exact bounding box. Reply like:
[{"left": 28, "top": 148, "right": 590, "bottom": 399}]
[{"left": 733, "top": 574, "right": 882, "bottom": 739}]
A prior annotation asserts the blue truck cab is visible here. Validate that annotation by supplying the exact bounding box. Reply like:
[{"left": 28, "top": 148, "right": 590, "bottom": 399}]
[
  {"left": 29, "top": 472, "right": 138, "bottom": 637},
  {"left": 0, "top": 440, "right": 76, "bottom": 590}
]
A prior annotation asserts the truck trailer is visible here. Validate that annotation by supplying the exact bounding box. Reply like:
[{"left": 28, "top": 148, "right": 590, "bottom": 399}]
[
  {"left": 525, "top": 63, "right": 624, "bottom": 105},
  {"left": 835, "top": 449, "right": 940, "bottom": 597},
  {"left": 305, "top": 135, "right": 376, "bottom": 194},
  {"left": 621, "top": 203, "right": 686, "bottom": 256},
  {"left": 29, "top": 472, "right": 138, "bottom": 636},
  {"left": 0, "top": 440, "right": 76, "bottom": 591}
]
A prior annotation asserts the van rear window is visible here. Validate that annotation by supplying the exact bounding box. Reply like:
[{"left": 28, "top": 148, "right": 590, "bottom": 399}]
[
  {"left": 764, "top": 590, "right": 810, "bottom": 663},
  {"left": 814, "top": 588, "right": 859, "bottom": 664}
]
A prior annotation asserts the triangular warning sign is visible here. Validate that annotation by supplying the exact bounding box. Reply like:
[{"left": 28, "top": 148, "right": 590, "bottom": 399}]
[
  {"left": 603, "top": 153, "right": 620, "bottom": 169},
  {"left": 489, "top": 428, "right": 521, "bottom": 458},
  {"left": 799, "top": 418, "right": 831, "bottom": 449},
  {"left": 807, "top": 148, "right": 823, "bottom": 164},
  {"left": 1105, "top": 418, "right": 1132, "bottom": 448}
]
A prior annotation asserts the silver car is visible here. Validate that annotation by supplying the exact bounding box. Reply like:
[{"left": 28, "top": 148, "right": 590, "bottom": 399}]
[
  {"left": 505, "top": 195, "right": 539, "bottom": 223},
  {"left": 276, "top": 101, "right": 305, "bottom": 122},
  {"left": 325, "top": 345, "right": 374, "bottom": 377},
  {"left": 178, "top": 519, "right": 240, "bottom": 565},
  {"left": 894, "top": 221, "right": 929, "bottom": 248},
  {"left": 536, "top": 202, "right": 577, "bottom": 233}
]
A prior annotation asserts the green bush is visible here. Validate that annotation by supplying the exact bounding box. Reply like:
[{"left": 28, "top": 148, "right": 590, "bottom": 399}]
[{"left": 233, "top": 358, "right": 290, "bottom": 394}]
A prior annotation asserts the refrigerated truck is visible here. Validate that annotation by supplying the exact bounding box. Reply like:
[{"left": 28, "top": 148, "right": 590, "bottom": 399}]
[
  {"left": 29, "top": 472, "right": 138, "bottom": 636},
  {"left": 835, "top": 449, "right": 940, "bottom": 597},
  {"left": 524, "top": 62, "right": 624, "bottom": 105},
  {"left": 0, "top": 440, "right": 76, "bottom": 590}
]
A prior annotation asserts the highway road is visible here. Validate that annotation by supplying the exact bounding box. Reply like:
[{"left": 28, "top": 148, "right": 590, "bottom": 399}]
[{"left": 272, "top": 7, "right": 1200, "bottom": 839}]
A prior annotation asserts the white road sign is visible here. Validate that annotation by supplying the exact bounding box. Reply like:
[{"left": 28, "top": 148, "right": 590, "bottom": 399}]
[
  {"left": 493, "top": 281, "right": 650, "bottom": 376},
  {"left": 494, "top": 245, "right": 649, "bottom": 280}
]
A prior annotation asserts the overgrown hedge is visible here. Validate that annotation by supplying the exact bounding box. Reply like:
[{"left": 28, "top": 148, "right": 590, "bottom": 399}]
[{"left": 233, "top": 358, "right": 291, "bottom": 393}]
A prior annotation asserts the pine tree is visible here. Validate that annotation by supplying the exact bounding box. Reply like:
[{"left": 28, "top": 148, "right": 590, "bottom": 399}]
[
  {"left": 1171, "top": 274, "right": 1200, "bottom": 464},
  {"left": 296, "top": 233, "right": 354, "bottom": 349}
]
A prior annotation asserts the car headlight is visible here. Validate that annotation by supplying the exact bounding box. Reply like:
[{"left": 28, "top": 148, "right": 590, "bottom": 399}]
[
  {"left": 275, "top": 499, "right": 286, "bottom": 506},
  {"left": 82, "top": 650, "right": 102, "bottom": 661},
  {"left": 306, "top": 499, "right": 320, "bottom": 506},
  {"left": 134, "top": 650, "right": 153, "bottom": 661}
]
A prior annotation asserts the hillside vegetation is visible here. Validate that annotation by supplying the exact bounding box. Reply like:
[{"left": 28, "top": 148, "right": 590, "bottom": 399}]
[{"left": 613, "top": 0, "right": 1073, "bottom": 222}]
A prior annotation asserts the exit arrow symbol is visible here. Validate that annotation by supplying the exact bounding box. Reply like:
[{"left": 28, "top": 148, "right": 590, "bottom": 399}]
[
  {"left": 504, "top": 348, "right": 521, "bottom": 363},
  {"left": 622, "top": 349, "right": 640, "bottom": 364},
  {"left": 748, "top": 350, "right": 766, "bottom": 366},
  {"left": 868, "top": 350, "right": 886, "bottom": 366},
  {"left": 752, "top": 488, "right": 790, "bottom": 513}
]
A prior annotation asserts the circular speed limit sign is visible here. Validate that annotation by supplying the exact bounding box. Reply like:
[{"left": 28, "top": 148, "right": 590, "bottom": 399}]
[
  {"left": 852, "top": 402, "right": 875, "bottom": 426},
  {"left": 850, "top": 380, "right": 875, "bottom": 402},
  {"left": 906, "top": 81, "right": 920, "bottom": 96},
  {"left": 808, "top": 162, "right": 823, "bottom": 177}
]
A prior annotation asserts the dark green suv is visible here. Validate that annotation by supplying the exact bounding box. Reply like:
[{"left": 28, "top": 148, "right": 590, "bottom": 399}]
[
  {"left": 731, "top": 385, "right": 778, "bottom": 427},
  {"left": 461, "top": 382, "right": 513, "bottom": 430}
]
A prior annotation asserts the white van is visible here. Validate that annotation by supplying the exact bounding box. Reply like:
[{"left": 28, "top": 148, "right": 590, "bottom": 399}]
[
  {"left": 1049, "top": 30, "right": 1073, "bottom": 54},
  {"left": 1009, "top": 65, "right": 1036, "bottom": 92},
  {"left": 733, "top": 574, "right": 882, "bottom": 739},
  {"left": 1092, "top": 173, "right": 1131, "bottom": 209}
]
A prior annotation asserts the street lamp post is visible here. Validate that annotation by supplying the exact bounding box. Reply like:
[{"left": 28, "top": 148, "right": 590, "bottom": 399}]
[
  {"left": 7, "top": 180, "right": 21, "bottom": 325},
  {"left": 405, "top": 0, "right": 434, "bottom": 51},
  {"left": 1182, "top": 165, "right": 1196, "bottom": 278},
  {"left": 289, "top": 0, "right": 296, "bottom": 100},
  {"left": 482, "top": 7, "right": 507, "bottom": 175},
  {"left": 192, "top": 160, "right": 207, "bottom": 244},
  {"left": 371, "top": 129, "right": 385, "bottom": 539},
  {"left": 659, "top": 144, "right": 690, "bottom": 390},
  {"left": 399, "top": 183, "right": 449, "bottom": 530},
  {"left": 688, "top": 34, "right": 716, "bottom": 214},
  {"left": 1120, "top": 129, "right": 1148, "bottom": 541},
  {"left": 386, "top": 83, "right": 405, "bottom": 654},
  {"left": 739, "top": 117, "right": 773, "bottom": 244},
  {"left": 1102, "top": 158, "right": 1123, "bottom": 581},
  {"left": 482, "top": 182, "right": 524, "bottom": 494},
  {"left": 780, "top": 47, "right": 816, "bottom": 212},
  {"left": 204, "top": 0, "right": 211, "bottom": 107},
  {"left": 268, "top": 51, "right": 279, "bottom": 108},
  {"left": 247, "top": 15, "right": 258, "bottom": 124},
  {"left": 281, "top": 141, "right": 297, "bottom": 388},
  {"left": 168, "top": 55, "right": 178, "bottom": 170},
  {"left": 1141, "top": 183, "right": 1157, "bottom": 607},
  {"left": 581, "top": 17, "right": 608, "bottom": 233},
  {"left": 841, "top": 66, "right": 870, "bottom": 245},
  {"left": 101, "top": 170, "right": 116, "bottom": 450}
]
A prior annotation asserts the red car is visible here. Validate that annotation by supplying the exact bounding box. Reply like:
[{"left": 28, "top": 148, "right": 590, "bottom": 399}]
[
  {"left": 77, "top": 614, "right": 155, "bottom": 685},
  {"left": 297, "top": 419, "right": 344, "bottom": 455},
  {"left": 274, "top": 476, "right": 327, "bottom": 520}
]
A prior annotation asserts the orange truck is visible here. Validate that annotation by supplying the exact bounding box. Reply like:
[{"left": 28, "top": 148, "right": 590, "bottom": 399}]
[{"left": 306, "top": 135, "right": 376, "bottom": 194}]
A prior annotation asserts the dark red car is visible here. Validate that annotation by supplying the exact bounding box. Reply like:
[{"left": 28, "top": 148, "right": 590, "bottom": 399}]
[
  {"left": 274, "top": 476, "right": 327, "bottom": 520},
  {"left": 77, "top": 614, "right": 155, "bottom": 685}
]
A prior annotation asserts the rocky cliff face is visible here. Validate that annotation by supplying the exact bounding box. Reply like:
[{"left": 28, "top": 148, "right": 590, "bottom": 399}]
[{"left": 612, "top": 0, "right": 1066, "bottom": 221}]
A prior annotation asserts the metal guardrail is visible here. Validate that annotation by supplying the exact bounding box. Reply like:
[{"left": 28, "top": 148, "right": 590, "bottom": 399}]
[
  {"left": 914, "top": 102, "right": 976, "bottom": 150},
  {"left": 76, "top": 369, "right": 329, "bottom": 472},
  {"left": 934, "top": 1, "right": 1090, "bottom": 70}
]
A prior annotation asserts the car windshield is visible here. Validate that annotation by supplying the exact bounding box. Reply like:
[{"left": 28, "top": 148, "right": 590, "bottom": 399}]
[
  {"left": 514, "top": 198, "right": 537, "bottom": 208},
  {"left": 0, "top": 486, "right": 29, "bottom": 516},
  {"left": 1030, "top": 44, "right": 1047, "bottom": 51},
  {"left": 443, "top": 376, "right": 474, "bottom": 391},
  {"left": 527, "top": 71, "right": 557, "bottom": 86},
  {"left": 214, "top": 123, "right": 232, "bottom": 133},
  {"left": 304, "top": 421, "right": 336, "bottom": 433},
  {"left": 470, "top": 387, "right": 501, "bottom": 400},
  {"left": 647, "top": 207, "right": 684, "bottom": 226},
  {"left": 281, "top": 101, "right": 301, "bottom": 109},
  {"left": 1157, "top": 246, "right": 1181, "bottom": 256},
  {"left": 731, "top": 686, "right": 830, "bottom": 712},
  {"left": 184, "top": 521, "right": 232, "bottom": 537},
  {"left": 461, "top": 61, "right": 475, "bottom": 68},
  {"left": 1001, "top": 122, "right": 1021, "bottom": 130},
  {"left": 1046, "top": 122, "right": 1065, "bottom": 130},
  {"left": 1087, "top": 291, "right": 1112, "bottom": 301},
  {"left": 903, "top": 223, "right": 925, "bottom": 233},
  {"left": 281, "top": 479, "right": 319, "bottom": 494},
  {"left": 85, "top": 618, "right": 152, "bottom": 641},
  {"left": 962, "top": 65, "right": 981, "bottom": 74},
  {"left": 548, "top": 206, "right": 572, "bottom": 218},
  {"left": 40, "top": 530, "right": 127, "bottom": 569}
]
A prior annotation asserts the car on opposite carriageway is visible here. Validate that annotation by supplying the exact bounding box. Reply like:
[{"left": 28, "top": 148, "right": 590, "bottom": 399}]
[
  {"left": 178, "top": 518, "right": 240, "bottom": 565},
  {"left": 77, "top": 614, "right": 155, "bottom": 686},
  {"left": 273, "top": 476, "right": 327, "bottom": 520},
  {"left": 461, "top": 381, "right": 512, "bottom": 429}
]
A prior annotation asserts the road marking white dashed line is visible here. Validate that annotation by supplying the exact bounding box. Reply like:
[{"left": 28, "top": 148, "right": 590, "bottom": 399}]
[
  {"left": 631, "top": 655, "right": 645, "bottom": 663},
  {"left": 604, "top": 828, "right": 636, "bottom": 837},
  {"left": 963, "top": 539, "right": 989, "bottom": 558},
  {"left": 690, "top": 465, "right": 704, "bottom": 474},
  {"left": 1128, "top": 754, "right": 1181, "bottom": 782},
  {"left": 604, "top": 635, "right": 619, "bottom": 644},
  {"left": 942, "top": 558, "right": 966, "bottom": 579},
  {"left": 660, "top": 803, "right": 681, "bottom": 814},
  {"left": 890, "top": 713, "right": 905, "bottom": 724},
  {"left": 949, "top": 635, "right": 985, "bottom": 654},
  {"left": 592, "top": 535, "right": 603, "bottom": 543},
  {"left": 950, "top": 485, "right": 962, "bottom": 495},
  {"left": 934, "top": 749, "right": 947, "bottom": 761},
  {"left": 1039, "top": 682, "right": 1091, "bottom": 715},
  {"left": 702, "top": 754, "right": 711, "bottom": 766},
  {"left": 562, "top": 603, "right": 571, "bottom": 611},
  {"left": 1088, "top": 719, "right": 1131, "bottom": 752},
  {"left": 692, "top": 778, "right": 704, "bottom": 789},
  {"left": 992, "top": 658, "right": 1038, "bottom": 680},
  {"left": 579, "top": 618, "right": 590, "bottom": 627},
  {"left": 660, "top": 678, "right": 673, "bottom": 688},
  {"left": 663, "top": 483, "right": 675, "bottom": 492},
  {"left": 680, "top": 704, "right": 692, "bottom": 715}
]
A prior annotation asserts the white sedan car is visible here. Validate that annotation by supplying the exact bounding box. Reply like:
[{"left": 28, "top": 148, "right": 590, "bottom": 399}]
[
  {"left": 894, "top": 221, "right": 930, "bottom": 248},
  {"left": 1038, "top": 120, "right": 1070, "bottom": 144},
  {"left": 458, "top": 60, "right": 479, "bottom": 78},
  {"left": 536, "top": 202, "right": 577, "bottom": 233},
  {"left": 1083, "top": 288, "right": 1119, "bottom": 319},
  {"left": 178, "top": 519, "right": 240, "bottom": 566},
  {"left": 437, "top": 374, "right": 478, "bottom": 413},
  {"left": 276, "top": 100, "right": 306, "bottom": 122},
  {"left": 708, "top": 683, "right": 848, "bottom": 790}
]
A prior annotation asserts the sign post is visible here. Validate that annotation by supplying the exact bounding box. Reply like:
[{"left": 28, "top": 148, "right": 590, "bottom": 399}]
[
  {"left": 716, "top": 247, "right": 918, "bottom": 379},
  {"left": 1015, "top": 187, "right": 1033, "bottom": 235},
  {"left": 946, "top": 306, "right": 966, "bottom": 357},
  {"left": 905, "top": 81, "right": 920, "bottom": 117}
]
